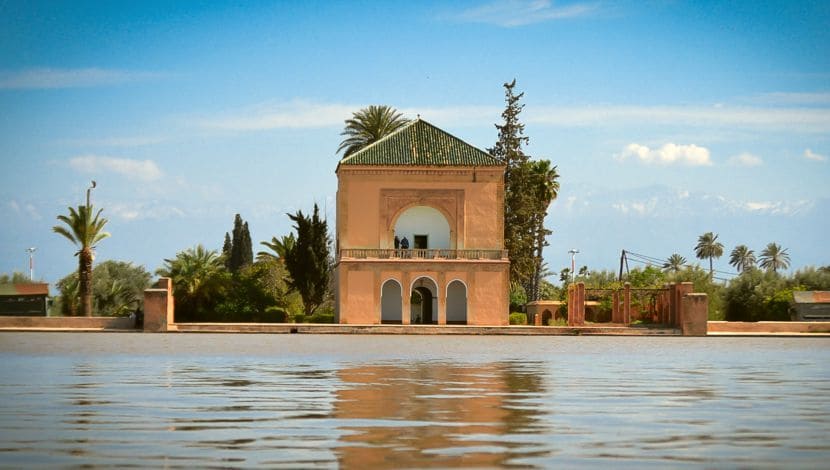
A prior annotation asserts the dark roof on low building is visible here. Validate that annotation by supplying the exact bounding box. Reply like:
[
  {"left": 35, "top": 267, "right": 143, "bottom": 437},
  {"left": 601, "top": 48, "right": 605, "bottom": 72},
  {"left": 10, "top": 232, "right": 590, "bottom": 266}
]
[
  {"left": 793, "top": 291, "right": 830, "bottom": 304},
  {"left": 0, "top": 283, "right": 49, "bottom": 296},
  {"left": 338, "top": 118, "right": 503, "bottom": 168}
]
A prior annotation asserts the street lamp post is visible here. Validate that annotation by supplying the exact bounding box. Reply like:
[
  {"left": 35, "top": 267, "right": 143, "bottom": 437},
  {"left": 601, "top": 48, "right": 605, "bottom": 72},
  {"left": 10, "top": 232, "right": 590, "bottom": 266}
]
[
  {"left": 568, "top": 249, "right": 580, "bottom": 283},
  {"left": 26, "top": 247, "right": 37, "bottom": 281},
  {"left": 86, "top": 180, "right": 96, "bottom": 209}
]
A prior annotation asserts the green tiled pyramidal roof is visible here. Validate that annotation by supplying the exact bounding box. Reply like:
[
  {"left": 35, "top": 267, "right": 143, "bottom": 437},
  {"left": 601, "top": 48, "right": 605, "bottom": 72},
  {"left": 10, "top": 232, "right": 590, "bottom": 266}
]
[{"left": 339, "top": 118, "right": 503, "bottom": 167}]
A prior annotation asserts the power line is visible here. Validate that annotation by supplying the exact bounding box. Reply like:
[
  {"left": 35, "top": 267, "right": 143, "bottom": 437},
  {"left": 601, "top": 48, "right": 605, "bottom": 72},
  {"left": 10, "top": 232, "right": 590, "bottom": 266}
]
[{"left": 620, "top": 248, "right": 739, "bottom": 280}]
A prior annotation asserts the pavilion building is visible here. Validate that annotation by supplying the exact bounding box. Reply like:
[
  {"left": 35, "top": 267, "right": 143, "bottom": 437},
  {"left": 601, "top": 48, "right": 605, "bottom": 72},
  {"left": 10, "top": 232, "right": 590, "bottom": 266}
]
[{"left": 334, "top": 118, "right": 509, "bottom": 325}]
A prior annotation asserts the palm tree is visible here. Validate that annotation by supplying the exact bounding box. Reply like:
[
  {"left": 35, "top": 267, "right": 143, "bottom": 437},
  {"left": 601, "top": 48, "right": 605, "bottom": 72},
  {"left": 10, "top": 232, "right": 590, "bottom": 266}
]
[
  {"left": 156, "top": 245, "right": 224, "bottom": 297},
  {"left": 95, "top": 279, "right": 137, "bottom": 317},
  {"left": 337, "top": 105, "right": 410, "bottom": 158},
  {"left": 694, "top": 232, "right": 724, "bottom": 279},
  {"left": 729, "top": 245, "right": 756, "bottom": 273},
  {"left": 257, "top": 233, "right": 296, "bottom": 263},
  {"left": 528, "top": 160, "right": 560, "bottom": 300},
  {"left": 759, "top": 243, "right": 790, "bottom": 273},
  {"left": 157, "top": 245, "right": 226, "bottom": 319},
  {"left": 662, "top": 254, "right": 687, "bottom": 273},
  {"left": 53, "top": 205, "right": 110, "bottom": 316}
]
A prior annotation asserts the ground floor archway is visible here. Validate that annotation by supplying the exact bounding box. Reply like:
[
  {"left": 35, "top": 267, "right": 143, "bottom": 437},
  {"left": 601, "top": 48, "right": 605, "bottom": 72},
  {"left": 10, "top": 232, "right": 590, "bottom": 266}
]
[
  {"left": 381, "top": 279, "right": 402, "bottom": 324},
  {"left": 410, "top": 277, "right": 438, "bottom": 324},
  {"left": 446, "top": 280, "right": 467, "bottom": 324}
]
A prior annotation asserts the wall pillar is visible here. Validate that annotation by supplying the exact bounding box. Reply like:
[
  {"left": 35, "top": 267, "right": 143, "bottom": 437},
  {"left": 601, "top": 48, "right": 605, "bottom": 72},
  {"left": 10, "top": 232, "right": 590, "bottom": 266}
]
[
  {"left": 676, "top": 282, "right": 693, "bottom": 327},
  {"left": 612, "top": 290, "right": 621, "bottom": 323},
  {"left": 681, "top": 293, "right": 708, "bottom": 336},
  {"left": 576, "top": 282, "right": 586, "bottom": 325},
  {"left": 567, "top": 285, "right": 575, "bottom": 326},
  {"left": 143, "top": 278, "right": 174, "bottom": 332},
  {"left": 401, "top": 272, "right": 411, "bottom": 325},
  {"left": 437, "top": 277, "right": 446, "bottom": 325}
]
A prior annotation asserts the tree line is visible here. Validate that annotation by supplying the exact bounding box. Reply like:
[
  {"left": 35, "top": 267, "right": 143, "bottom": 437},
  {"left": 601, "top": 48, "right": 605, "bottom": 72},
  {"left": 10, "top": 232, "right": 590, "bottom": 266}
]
[{"left": 37, "top": 81, "right": 820, "bottom": 323}]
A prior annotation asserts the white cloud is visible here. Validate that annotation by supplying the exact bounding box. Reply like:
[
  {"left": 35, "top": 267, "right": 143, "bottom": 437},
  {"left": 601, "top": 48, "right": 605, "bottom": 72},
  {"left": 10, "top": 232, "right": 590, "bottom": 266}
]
[
  {"left": 804, "top": 148, "right": 827, "bottom": 162},
  {"left": 193, "top": 100, "right": 830, "bottom": 134},
  {"left": 743, "top": 200, "right": 813, "bottom": 215},
  {"left": 453, "top": 0, "right": 598, "bottom": 27},
  {"left": 60, "top": 136, "right": 167, "bottom": 148},
  {"left": 5, "top": 199, "right": 41, "bottom": 220},
  {"left": 0, "top": 68, "right": 166, "bottom": 89},
  {"left": 526, "top": 105, "right": 830, "bottom": 133},
  {"left": 195, "top": 100, "right": 357, "bottom": 131},
  {"left": 108, "top": 202, "right": 185, "bottom": 221},
  {"left": 751, "top": 92, "right": 830, "bottom": 106},
  {"left": 68, "top": 155, "right": 163, "bottom": 181},
  {"left": 728, "top": 152, "right": 763, "bottom": 167},
  {"left": 617, "top": 143, "right": 712, "bottom": 166}
]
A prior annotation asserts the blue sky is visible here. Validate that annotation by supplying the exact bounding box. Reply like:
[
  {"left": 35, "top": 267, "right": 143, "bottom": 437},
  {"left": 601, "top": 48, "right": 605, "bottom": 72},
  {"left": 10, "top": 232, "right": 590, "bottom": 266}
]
[{"left": 1, "top": 0, "right": 829, "bottom": 286}]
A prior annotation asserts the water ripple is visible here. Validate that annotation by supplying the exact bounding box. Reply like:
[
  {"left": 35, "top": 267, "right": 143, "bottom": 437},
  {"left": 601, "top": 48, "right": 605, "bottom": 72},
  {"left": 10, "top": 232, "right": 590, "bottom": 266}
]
[{"left": 0, "top": 333, "right": 828, "bottom": 467}]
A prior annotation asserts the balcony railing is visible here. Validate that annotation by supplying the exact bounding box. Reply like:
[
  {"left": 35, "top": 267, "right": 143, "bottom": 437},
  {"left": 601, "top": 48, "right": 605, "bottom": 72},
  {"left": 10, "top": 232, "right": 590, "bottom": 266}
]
[{"left": 339, "top": 248, "right": 508, "bottom": 261}]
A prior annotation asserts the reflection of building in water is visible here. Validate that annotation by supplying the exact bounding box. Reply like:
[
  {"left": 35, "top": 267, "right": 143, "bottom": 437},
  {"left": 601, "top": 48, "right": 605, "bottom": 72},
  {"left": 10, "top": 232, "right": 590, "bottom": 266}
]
[
  {"left": 335, "top": 119, "right": 510, "bottom": 326},
  {"left": 333, "top": 363, "right": 546, "bottom": 467}
]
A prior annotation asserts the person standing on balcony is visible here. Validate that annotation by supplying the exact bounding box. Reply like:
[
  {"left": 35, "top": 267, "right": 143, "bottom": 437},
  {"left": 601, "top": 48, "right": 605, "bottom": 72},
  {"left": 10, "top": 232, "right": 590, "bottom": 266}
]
[
  {"left": 394, "top": 234, "right": 400, "bottom": 258},
  {"left": 401, "top": 236, "right": 409, "bottom": 258}
]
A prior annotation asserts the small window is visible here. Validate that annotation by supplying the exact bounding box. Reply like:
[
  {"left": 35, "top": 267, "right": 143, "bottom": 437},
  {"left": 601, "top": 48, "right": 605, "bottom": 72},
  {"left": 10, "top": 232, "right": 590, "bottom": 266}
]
[{"left": 413, "top": 235, "right": 428, "bottom": 249}]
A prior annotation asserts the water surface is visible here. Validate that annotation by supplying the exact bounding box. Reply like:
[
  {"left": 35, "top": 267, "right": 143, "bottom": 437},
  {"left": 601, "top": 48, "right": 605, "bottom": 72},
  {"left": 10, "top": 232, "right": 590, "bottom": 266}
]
[{"left": 0, "top": 333, "right": 828, "bottom": 468}]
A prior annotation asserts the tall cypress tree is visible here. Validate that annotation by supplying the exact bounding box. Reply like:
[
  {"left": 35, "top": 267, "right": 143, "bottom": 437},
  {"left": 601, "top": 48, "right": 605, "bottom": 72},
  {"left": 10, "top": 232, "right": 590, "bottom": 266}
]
[
  {"left": 227, "top": 214, "right": 253, "bottom": 273},
  {"left": 222, "top": 232, "right": 232, "bottom": 270},
  {"left": 284, "top": 204, "right": 330, "bottom": 316},
  {"left": 241, "top": 222, "right": 253, "bottom": 268},
  {"left": 489, "top": 79, "right": 535, "bottom": 292}
]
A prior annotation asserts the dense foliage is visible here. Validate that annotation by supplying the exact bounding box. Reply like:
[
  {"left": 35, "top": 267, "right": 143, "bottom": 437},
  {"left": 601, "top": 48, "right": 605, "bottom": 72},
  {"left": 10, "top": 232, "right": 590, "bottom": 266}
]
[
  {"left": 0, "top": 272, "right": 34, "bottom": 284},
  {"left": 55, "top": 260, "right": 151, "bottom": 316}
]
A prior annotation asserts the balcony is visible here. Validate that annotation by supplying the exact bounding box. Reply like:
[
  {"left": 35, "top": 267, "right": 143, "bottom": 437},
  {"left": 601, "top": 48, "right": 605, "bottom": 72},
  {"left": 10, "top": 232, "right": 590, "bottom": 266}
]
[{"left": 338, "top": 248, "right": 508, "bottom": 261}]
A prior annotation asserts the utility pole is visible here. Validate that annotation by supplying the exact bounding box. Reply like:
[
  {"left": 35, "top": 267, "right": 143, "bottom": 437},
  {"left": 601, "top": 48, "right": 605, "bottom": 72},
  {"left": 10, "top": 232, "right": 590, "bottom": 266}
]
[
  {"left": 568, "top": 249, "right": 579, "bottom": 283},
  {"left": 26, "top": 247, "right": 36, "bottom": 281}
]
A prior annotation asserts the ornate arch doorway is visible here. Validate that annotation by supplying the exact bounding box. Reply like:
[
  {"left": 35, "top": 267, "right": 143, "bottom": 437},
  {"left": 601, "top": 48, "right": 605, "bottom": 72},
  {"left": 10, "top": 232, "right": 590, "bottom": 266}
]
[
  {"left": 410, "top": 277, "right": 438, "bottom": 324},
  {"left": 394, "top": 206, "right": 451, "bottom": 250}
]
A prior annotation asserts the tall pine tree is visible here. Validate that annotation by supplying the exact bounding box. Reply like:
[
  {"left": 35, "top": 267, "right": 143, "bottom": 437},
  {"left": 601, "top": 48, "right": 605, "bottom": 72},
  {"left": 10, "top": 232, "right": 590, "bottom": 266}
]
[
  {"left": 284, "top": 204, "right": 330, "bottom": 316},
  {"left": 489, "top": 79, "right": 535, "bottom": 292},
  {"left": 489, "top": 80, "right": 560, "bottom": 301}
]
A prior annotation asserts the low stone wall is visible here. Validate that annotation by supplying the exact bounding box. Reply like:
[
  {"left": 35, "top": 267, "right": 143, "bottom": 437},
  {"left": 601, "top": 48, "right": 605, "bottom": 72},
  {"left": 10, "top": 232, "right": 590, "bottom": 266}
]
[
  {"left": 708, "top": 321, "right": 830, "bottom": 334},
  {"left": 0, "top": 316, "right": 134, "bottom": 330},
  {"left": 172, "top": 323, "right": 681, "bottom": 335}
]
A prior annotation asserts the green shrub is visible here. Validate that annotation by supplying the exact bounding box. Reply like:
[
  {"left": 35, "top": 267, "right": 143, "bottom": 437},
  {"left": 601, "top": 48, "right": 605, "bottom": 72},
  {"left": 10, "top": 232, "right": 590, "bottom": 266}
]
[
  {"left": 293, "top": 313, "right": 306, "bottom": 323},
  {"left": 308, "top": 312, "right": 334, "bottom": 323},
  {"left": 509, "top": 312, "right": 527, "bottom": 325},
  {"left": 547, "top": 317, "right": 567, "bottom": 326},
  {"left": 265, "top": 306, "right": 288, "bottom": 323}
]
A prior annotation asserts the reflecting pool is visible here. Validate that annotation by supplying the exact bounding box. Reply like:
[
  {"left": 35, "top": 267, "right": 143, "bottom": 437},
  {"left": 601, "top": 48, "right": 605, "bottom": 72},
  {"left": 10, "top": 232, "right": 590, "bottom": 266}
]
[{"left": 0, "top": 333, "right": 828, "bottom": 468}]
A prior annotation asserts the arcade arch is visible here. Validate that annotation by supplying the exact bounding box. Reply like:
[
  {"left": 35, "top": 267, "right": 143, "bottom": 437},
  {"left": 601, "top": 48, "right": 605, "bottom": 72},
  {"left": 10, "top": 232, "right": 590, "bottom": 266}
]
[
  {"left": 380, "top": 279, "right": 402, "bottom": 324},
  {"left": 446, "top": 280, "right": 467, "bottom": 324},
  {"left": 410, "top": 276, "right": 438, "bottom": 324}
]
